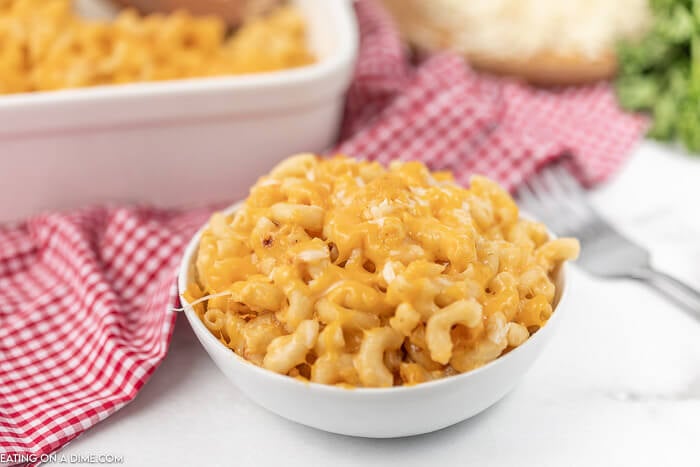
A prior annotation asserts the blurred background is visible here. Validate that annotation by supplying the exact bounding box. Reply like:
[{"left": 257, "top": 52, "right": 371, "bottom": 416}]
[
  {"left": 2, "top": 1, "right": 700, "bottom": 466},
  {"left": 1, "top": 0, "right": 698, "bottom": 221}
]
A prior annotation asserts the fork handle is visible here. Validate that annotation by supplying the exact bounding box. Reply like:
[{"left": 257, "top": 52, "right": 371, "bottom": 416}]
[{"left": 634, "top": 267, "right": 700, "bottom": 317}]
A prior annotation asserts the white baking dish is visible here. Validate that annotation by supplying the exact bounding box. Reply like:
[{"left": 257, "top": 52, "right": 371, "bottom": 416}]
[{"left": 0, "top": 0, "right": 357, "bottom": 223}]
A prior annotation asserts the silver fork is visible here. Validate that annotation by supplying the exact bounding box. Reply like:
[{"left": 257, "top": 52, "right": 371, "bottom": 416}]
[{"left": 516, "top": 163, "right": 700, "bottom": 317}]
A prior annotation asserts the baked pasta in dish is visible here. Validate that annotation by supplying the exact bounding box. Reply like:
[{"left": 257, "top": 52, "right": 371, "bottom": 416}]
[{"left": 0, "top": 0, "right": 313, "bottom": 94}]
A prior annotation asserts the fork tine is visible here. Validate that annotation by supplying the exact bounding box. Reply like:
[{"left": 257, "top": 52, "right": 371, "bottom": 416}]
[
  {"left": 549, "top": 165, "right": 615, "bottom": 237},
  {"left": 515, "top": 164, "right": 587, "bottom": 237},
  {"left": 533, "top": 167, "right": 579, "bottom": 235},
  {"left": 549, "top": 166, "right": 599, "bottom": 214},
  {"left": 515, "top": 180, "right": 541, "bottom": 213},
  {"left": 540, "top": 166, "right": 569, "bottom": 201},
  {"left": 526, "top": 170, "right": 550, "bottom": 205},
  {"left": 541, "top": 166, "right": 591, "bottom": 224},
  {"left": 515, "top": 169, "right": 567, "bottom": 233},
  {"left": 516, "top": 179, "right": 557, "bottom": 229},
  {"left": 551, "top": 165, "right": 585, "bottom": 196}
]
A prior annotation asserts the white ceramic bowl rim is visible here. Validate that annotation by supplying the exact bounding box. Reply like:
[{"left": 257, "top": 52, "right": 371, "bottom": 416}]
[{"left": 177, "top": 202, "right": 570, "bottom": 395}]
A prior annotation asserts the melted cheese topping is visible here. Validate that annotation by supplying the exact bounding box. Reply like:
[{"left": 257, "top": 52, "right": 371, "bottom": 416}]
[{"left": 186, "top": 154, "right": 579, "bottom": 387}]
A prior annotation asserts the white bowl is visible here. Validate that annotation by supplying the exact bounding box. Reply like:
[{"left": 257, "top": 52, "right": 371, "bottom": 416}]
[
  {"left": 0, "top": 0, "right": 357, "bottom": 222},
  {"left": 177, "top": 204, "right": 570, "bottom": 438}
]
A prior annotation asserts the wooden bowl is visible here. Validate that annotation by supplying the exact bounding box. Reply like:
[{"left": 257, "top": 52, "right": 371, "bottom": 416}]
[{"left": 115, "top": 0, "right": 282, "bottom": 25}]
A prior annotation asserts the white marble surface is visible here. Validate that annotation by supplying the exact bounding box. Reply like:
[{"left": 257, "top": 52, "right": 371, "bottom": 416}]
[{"left": 54, "top": 141, "right": 700, "bottom": 467}]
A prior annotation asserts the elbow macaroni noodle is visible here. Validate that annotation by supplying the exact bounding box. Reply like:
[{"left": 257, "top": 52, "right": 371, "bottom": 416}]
[
  {"left": 0, "top": 0, "right": 313, "bottom": 94},
  {"left": 184, "top": 155, "right": 579, "bottom": 388}
]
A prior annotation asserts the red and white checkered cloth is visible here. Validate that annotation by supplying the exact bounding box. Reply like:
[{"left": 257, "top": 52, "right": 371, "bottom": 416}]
[{"left": 0, "top": 0, "right": 647, "bottom": 463}]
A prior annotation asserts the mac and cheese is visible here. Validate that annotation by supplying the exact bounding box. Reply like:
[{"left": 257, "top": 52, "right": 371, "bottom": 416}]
[
  {"left": 0, "top": 0, "right": 313, "bottom": 94},
  {"left": 184, "top": 155, "right": 579, "bottom": 387}
]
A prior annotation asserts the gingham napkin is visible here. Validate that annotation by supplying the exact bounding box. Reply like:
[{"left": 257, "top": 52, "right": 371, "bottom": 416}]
[{"left": 0, "top": 0, "right": 647, "bottom": 463}]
